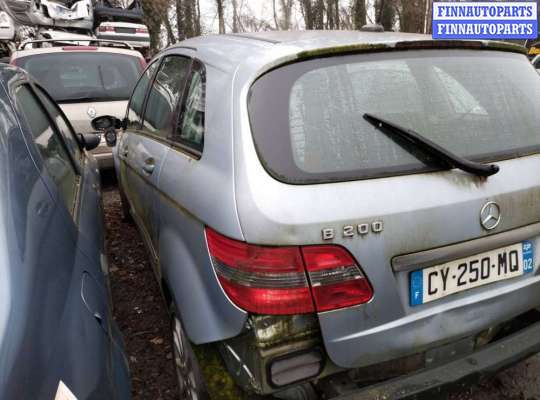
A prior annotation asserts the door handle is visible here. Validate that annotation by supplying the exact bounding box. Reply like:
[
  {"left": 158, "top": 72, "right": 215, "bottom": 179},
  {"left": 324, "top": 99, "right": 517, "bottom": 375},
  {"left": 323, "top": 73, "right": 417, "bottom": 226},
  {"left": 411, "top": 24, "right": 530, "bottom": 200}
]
[{"left": 142, "top": 158, "right": 155, "bottom": 174}]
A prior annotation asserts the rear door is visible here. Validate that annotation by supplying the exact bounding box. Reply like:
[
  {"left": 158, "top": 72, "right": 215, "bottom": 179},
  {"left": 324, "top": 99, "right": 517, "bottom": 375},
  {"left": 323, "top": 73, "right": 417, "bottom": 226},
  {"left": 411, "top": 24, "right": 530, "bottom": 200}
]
[{"left": 124, "top": 55, "right": 191, "bottom": 262}]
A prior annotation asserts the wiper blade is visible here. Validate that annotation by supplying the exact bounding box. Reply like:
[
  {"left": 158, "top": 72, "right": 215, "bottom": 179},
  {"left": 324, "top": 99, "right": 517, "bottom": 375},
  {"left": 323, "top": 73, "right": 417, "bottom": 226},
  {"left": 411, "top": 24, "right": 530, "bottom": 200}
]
[{"left": 363, "top": 113, "right": 499, "bottom": 177}]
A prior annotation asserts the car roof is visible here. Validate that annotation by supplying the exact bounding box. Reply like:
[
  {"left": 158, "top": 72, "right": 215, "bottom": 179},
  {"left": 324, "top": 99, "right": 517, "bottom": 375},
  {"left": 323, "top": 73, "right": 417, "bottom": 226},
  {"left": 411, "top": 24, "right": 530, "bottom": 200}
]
[
  {"left": 12, "top": 45, "right": 144, "bottom": 60},
  {"left": 165, "top": 30, "right": 527, "bottom": 75}
]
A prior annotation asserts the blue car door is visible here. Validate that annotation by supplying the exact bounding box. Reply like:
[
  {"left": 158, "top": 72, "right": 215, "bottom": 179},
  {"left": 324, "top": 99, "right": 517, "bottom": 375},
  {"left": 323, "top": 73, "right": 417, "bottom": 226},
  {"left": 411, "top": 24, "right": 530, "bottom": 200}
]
[{"left": 1, "top": 77, "right": 129, "bottom": 400}]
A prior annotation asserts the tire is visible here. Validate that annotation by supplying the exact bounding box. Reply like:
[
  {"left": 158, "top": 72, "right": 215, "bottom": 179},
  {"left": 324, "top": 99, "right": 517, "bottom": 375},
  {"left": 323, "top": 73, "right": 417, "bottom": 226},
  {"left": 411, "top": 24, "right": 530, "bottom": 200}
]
[{"left": 170, "top": 307, "right": 210, "bottom": 400}]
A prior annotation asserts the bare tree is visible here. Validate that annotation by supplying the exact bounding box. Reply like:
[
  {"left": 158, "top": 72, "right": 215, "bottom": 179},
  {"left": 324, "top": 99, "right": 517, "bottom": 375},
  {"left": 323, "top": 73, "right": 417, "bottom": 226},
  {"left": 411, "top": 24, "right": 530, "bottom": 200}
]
[
  {"left": 194, "top": 0, "right": 202, "bottom": 35},
  {"left": 377, "top": 0, "right": 396, "bottom": 31},
  {"left": 351, "top": 0, "right": 366, "bottom": 29},
  {"left": 399, "top": 0, "right": 426, "bottom": 33},
  {"left": 299, "top": 0, "right": 315, "bottom": 29},
  {"left": 176, "top": 0, "right": 185, "bottom": 39},
  {"left": 274, "top": 0, "right": 294, "bottom": 30},
  {"left": 141, "top": 0, "right": 169, "bottom": 54},
  {"left": 216, "top": 0, "right": 226, "bottom": 34},
  {"left": 232, "top": 0, "right": 240, "bottom": 32},
  {"left": 184, "top": 0, "right": 195, "bottom": 37}
]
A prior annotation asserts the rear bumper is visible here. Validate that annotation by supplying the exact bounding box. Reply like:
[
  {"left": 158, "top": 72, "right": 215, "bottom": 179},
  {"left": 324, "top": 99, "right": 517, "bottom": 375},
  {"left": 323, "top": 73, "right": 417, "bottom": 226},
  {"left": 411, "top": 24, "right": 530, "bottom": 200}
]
[
  {"left": 320, "top": 275, "right": 540, "bottom": 368},
  {"left": 325, "top": 319, "right": 540, "bottom": 400}
]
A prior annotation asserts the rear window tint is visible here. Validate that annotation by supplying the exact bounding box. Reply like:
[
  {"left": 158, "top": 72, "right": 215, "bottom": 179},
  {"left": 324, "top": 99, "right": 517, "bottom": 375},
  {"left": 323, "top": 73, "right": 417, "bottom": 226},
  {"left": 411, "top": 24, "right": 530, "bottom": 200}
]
[{"left": 248, "top": 50, "right": 540, "bottom": 184}]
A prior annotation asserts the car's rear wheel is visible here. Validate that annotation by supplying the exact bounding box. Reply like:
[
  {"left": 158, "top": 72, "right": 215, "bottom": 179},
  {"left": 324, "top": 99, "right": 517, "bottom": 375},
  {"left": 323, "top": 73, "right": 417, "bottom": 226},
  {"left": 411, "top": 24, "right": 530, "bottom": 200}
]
[{"left": 171, "top": 308, "right": 209, "bottom": 400}]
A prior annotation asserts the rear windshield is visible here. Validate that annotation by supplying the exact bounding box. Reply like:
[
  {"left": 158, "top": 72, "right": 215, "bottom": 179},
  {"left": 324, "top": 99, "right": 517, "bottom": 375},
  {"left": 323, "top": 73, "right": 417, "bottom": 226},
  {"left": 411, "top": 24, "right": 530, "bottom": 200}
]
[
  {"left": 16, "top": 52, "right": 142, "bottom": 103},
  {"left": 248, "top": 50, "right": 540, "bottom": 184}
]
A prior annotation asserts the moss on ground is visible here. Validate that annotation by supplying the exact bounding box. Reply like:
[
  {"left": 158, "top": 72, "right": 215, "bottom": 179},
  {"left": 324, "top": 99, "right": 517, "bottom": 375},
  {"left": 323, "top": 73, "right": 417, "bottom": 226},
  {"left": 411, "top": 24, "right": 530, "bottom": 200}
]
[{"left": 193, "top": 344, "right": 247, "bottom": 400}]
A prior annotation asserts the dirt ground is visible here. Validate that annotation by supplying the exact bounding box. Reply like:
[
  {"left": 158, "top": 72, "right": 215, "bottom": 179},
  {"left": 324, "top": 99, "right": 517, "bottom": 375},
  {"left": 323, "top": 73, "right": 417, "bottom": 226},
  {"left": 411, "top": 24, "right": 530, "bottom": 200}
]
[{"left": 102, "top": 177, "right": 540, "bottom": 400}]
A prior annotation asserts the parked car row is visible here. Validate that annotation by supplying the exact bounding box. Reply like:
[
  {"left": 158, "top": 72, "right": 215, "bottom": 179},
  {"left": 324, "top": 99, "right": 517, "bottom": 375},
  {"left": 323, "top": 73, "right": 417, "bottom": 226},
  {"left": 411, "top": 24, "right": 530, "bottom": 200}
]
[{"left": 1, "top": 28, "right": 540, "bottom": 400}]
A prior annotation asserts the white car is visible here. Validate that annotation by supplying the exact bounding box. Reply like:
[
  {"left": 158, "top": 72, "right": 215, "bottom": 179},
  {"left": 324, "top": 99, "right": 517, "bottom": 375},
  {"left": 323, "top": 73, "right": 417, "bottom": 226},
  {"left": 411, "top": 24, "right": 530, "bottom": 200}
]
[
  {"left": 3, "top": 0, "right": 93, "bottom": 30},
  {"left": 0, "top": 11, "right": 15, "bottom": 41},
  {"left": 96, "top": 21, "right": 149, "bottom": 49},
  {"left": 11, "top": 43, "right": 146, "bottom": 168}
]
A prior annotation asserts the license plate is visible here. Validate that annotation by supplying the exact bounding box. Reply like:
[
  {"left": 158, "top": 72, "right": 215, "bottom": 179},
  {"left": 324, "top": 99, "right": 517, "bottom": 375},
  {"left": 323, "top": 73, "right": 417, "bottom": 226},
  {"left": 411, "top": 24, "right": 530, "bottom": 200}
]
[{"left": 410, "top": 241, "right": 534, "bottom": 306}]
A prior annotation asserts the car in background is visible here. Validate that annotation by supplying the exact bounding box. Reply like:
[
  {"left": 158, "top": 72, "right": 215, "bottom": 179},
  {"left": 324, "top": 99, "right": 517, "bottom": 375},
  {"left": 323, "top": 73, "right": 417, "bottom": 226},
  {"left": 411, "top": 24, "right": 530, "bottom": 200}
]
[
  {"left": 96, "top": 21, "right": 149, "bottom": 50},
  {"left": 105, "top": 31, "right": 540, "bottom": 399},
  {"left": 0, "top": 64, "right": 130, "bottom": 400},
  {"left": 11, "top": 41, "right": 145, "bottom": 169},
  {"left": 2, "top": 0, "right": 94, "bottom": 31},
  {"left": 0, "top": 10, "right": 15, "bottom": 41}
]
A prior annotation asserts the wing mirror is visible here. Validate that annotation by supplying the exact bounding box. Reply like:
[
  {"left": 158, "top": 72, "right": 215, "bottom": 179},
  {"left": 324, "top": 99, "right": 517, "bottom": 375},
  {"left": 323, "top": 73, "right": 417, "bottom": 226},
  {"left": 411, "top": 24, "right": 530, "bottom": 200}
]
[
  {"left": 77, "top": 133, "right": 101, "bottom": 151},
  {"left": 91, "top": 115, "right": 123, "bottom": 147}
]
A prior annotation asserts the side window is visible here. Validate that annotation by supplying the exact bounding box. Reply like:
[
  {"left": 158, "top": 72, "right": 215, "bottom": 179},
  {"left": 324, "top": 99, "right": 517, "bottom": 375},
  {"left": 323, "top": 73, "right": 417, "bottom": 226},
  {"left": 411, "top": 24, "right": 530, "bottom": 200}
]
[
  {"left": 35, "top": 86, "right": 82, "bottom": 161},
  {"left": 15, "top": 85, "right": 78, "bottom": 214},
  {"left": 172, "top": 61, "right": 206, "bottom": 154},
  {"left": 126, "top": 61, "right": 159, "bottom": 130},
  {"left": 142, "top": 55, "right": 191, "bottom": 139}
]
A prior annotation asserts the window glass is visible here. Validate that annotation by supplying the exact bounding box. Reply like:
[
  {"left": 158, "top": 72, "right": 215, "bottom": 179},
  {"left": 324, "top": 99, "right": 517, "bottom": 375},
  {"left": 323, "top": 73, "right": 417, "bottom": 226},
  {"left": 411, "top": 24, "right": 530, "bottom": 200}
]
[
  {"left": 16, "top": 53, "right": 142, "bottom": 103},
  {"left": 15, "top": 85, "right": 78, "bottom": 213},
  {"left": 172, "top": 62, "right": 205, "bottom": 152},
  {"left": 248, "top": 50, "right": 540, "bottom": 183},
  {"left": 35, "top": 87, "right": 82, "bottom": 162},
  {"left": 127, "top": 61, "right": 159, "bottom": 130},
  {"left": 143, "top": 56, "right": 191, "bottom": 138}
]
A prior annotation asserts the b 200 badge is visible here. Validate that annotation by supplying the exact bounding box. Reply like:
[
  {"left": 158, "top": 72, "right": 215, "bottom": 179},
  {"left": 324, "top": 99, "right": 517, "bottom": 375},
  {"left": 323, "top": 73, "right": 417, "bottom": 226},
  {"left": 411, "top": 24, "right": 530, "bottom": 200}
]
[{"left": 322, "top": 221, "right": 383, "bottom": 240}]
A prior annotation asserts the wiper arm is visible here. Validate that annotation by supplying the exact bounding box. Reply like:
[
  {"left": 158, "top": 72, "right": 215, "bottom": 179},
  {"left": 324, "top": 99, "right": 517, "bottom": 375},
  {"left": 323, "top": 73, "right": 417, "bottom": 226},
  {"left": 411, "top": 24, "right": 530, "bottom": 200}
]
[{"left": 363, "top": 113, "right": 499, "bottom": 177}]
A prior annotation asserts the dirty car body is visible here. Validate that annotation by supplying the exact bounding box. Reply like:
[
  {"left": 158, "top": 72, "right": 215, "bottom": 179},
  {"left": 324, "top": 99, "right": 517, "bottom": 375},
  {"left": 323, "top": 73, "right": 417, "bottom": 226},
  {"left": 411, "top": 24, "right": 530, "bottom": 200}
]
[
  {"left": 116, "top": 31, "right": 540, "bottom": 398},
  {"left": 0, "top": 65, "right": 130, "bottom": 399}
]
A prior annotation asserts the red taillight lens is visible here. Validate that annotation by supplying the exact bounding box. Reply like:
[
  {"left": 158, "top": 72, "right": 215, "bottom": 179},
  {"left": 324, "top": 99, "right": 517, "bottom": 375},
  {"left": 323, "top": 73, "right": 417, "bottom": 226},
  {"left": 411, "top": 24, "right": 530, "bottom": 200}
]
[
  {"left": 136, "top": 27, "right": 148, "bottom": 34},
  {"left": 206, "top": 228, "right": 315, "bottom": 315},
  {"left": 302, "top": 246, "right": 373, "bottom": 312},
  {"left": 99, "top": 25, "right": 115, "bottom": 32},
  {"left": 206, "top": 229, "right": 373, "bottom": 315}
]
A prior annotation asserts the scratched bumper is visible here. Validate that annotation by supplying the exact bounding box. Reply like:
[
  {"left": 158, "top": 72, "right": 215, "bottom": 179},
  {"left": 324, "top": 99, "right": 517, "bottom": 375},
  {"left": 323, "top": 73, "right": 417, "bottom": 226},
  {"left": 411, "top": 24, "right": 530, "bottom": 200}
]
[{"left": 325, "top": 320, "right": 540, "bottom": 400}]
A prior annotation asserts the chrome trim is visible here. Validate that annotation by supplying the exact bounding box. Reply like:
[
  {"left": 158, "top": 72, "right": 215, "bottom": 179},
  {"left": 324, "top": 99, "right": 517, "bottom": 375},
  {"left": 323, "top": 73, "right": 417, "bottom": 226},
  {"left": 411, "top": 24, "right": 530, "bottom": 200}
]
[{"left": 392, "top": 222, "right": 540, "bottom": 273}]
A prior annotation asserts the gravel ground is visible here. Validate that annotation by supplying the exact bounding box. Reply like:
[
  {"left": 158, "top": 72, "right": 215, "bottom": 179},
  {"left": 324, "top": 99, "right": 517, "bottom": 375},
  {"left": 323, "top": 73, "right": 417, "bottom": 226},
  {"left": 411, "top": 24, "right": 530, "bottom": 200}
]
[{"left": 102, "top": 177, "right": 540, "bottom": 400}]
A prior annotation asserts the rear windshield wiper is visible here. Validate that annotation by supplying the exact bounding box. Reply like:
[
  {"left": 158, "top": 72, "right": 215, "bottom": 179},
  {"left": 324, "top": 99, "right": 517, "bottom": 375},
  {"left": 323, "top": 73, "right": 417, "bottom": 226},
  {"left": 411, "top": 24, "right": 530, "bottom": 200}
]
[{"left": 363, "top": 113, "right": 500, "bottom": 177}]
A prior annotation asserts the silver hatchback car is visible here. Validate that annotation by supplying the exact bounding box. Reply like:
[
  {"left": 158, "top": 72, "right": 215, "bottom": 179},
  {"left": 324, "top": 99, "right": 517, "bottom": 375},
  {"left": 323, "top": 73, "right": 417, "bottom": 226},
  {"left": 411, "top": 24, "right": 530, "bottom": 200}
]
[{"left": 106, "top": 31, "right": 540, "bottom": 399}]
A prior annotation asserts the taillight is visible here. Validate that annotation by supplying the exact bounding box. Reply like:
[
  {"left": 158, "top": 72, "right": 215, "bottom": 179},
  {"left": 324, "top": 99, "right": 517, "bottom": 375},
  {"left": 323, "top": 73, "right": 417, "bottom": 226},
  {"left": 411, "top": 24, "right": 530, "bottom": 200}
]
[
  {"left": 206, "top": 228, "right": 314, "bottom": 315},
  {"left": 302, "top": 246, "right": 373, "bottom": 312},
  {"left": 206, "top": 229, "right": 373, "bottom": 315},
  {"left": 99, "top": 25, "right": 115, "bottom": 32},
  {"left": 136, "top": 27, "right": 148, "bottom": 34}
]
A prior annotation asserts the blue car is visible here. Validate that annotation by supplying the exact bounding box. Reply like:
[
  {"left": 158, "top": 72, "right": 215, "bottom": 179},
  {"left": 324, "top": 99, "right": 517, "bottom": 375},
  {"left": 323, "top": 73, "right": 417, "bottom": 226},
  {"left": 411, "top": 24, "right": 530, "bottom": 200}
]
[{"left": 0, "top": 64, "right": 130, "bottom": 399}]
